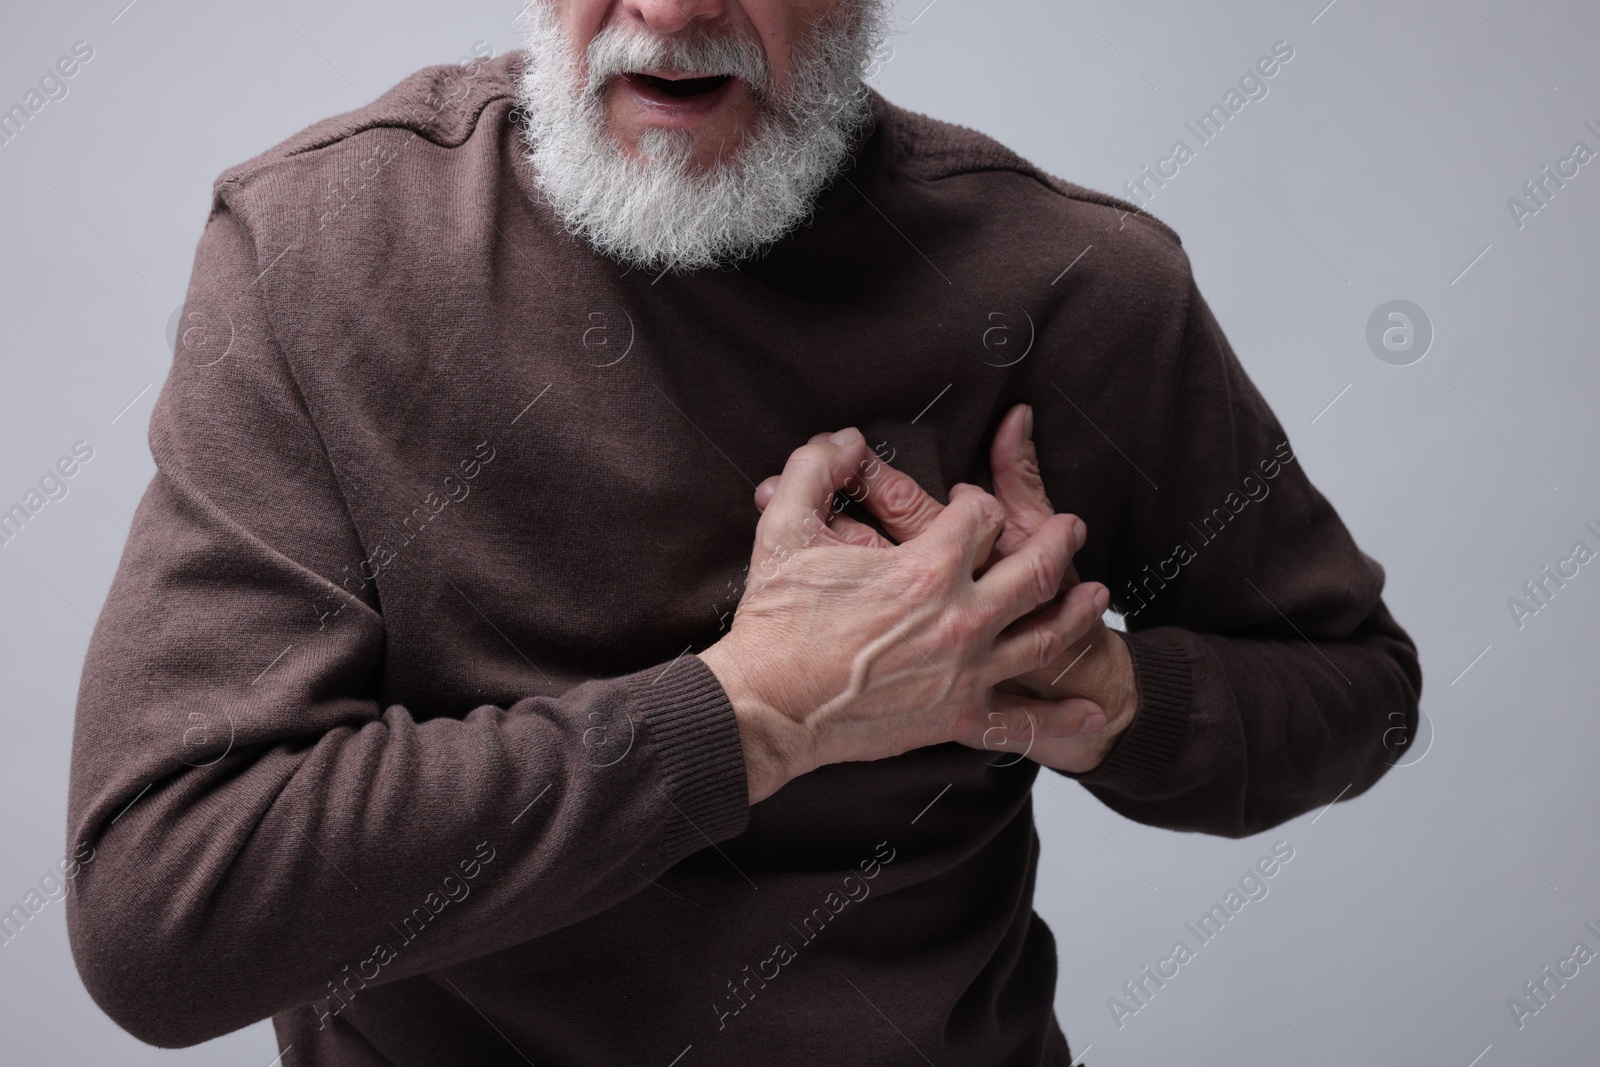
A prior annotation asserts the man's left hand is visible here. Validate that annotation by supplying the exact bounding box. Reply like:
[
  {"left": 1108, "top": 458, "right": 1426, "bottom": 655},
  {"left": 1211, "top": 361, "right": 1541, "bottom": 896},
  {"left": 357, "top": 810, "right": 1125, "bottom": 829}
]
[{"left": 753, "top": 404, "right": 1139, "bottom": 774}]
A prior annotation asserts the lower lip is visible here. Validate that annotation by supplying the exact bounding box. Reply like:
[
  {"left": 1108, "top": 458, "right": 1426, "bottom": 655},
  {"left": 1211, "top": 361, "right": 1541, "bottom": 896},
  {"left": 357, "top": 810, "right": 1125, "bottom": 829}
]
[{"left": 614, "top": 73, "right": 739, "bottom": 124}]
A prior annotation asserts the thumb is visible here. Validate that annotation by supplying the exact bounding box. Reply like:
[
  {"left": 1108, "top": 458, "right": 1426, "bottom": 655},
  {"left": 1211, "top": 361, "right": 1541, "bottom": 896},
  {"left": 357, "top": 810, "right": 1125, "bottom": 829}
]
[{"left": 990, "top": 404, "right": 1056, "bottom": 554}]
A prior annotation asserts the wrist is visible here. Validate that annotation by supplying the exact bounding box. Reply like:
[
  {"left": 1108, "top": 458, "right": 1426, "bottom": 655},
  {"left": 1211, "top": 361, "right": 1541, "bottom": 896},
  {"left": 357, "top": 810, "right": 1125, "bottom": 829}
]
[
  {"left": 697, "top": 643, "right": 814, "bottom": 804},
  {"left": 1103, "top": 628, "right": 1140, "bottom": 735},
  {"left": 1072, "top": 629, "right": 1139, "bottom": 770},
  {"left": 1048, "top": 629, "right": 1140, "bottom": 775}
]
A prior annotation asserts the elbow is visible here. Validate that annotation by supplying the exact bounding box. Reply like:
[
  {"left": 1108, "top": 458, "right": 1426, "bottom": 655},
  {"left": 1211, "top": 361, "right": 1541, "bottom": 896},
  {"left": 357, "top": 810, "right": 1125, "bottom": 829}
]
[
  {"left": 1370, "top": 634, "right": 1425, "bottom": 781},
  {"left": 66, "top": 858, "right": 250, "bottom": 1048},
  {"left": 1368, "top": 600, "right": 1426, "bottom": 771}
]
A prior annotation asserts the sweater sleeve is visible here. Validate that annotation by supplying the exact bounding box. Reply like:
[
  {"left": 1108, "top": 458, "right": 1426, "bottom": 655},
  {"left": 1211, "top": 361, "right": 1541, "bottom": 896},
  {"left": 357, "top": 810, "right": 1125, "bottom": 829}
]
[
  {"left": 1046, "top": 271, "right": 1422, "bottom": 838},
  {"left": 63, "top": 202, "right": 752, "bottom": 1048}
]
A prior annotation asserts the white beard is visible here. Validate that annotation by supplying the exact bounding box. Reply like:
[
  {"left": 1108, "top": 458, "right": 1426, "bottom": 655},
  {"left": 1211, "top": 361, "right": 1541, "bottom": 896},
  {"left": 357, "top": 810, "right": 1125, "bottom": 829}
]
[{"left": 512, "top": 0, "right": 889, "bottom": 273}]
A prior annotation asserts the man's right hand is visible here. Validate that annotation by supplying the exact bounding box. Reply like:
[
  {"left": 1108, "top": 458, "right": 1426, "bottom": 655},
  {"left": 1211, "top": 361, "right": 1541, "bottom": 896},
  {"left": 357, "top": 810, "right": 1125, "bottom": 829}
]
[{"left": 697, "top": 427, "right": 1108, "bottom": 804}]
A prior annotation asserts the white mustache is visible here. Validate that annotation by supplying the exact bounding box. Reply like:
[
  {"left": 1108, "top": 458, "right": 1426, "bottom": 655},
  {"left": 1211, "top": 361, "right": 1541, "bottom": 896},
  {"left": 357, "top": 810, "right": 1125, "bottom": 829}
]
[{"left": 584, "top": 24, "right": 770, "bottom": 95}]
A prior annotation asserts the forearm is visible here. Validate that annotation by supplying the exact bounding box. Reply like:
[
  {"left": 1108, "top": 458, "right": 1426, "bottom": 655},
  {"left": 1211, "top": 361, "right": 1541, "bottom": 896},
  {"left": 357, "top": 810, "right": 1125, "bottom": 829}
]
[
  {"left": 1055, "top": 599, "right": 1420, "bottom": 837},
  {"left": 1019, "top": 261, "right": 1422, "bottom": 834},
  {"left": 68, "top": 639, "right": 750, "bottom": 1047},
  {"left": 68, "top": 457, "right": 751, "bottom": 1046}
]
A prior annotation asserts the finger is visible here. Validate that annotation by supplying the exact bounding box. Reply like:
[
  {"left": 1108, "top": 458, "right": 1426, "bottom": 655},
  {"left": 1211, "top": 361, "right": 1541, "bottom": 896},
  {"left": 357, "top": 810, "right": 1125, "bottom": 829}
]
[
  {"left": 973, "top": 512, "right": 1079, "bottom": 629},
  {"left": 990, "top": 404, "right": 1054, "bottom": 525},
  {"left": 986, "top": 511, "right": 1085, "bottom": 586},
  {"left": 986, "top": 692, "right": 1106, "bottom": 745},
  {"left": 829, "top": 511, "right": 893, "bottom": 549},
  {"left": 759, "top": 474, "right": 893, "bottom": 549},
  {"left": 849, "top": 457, "right": 947, "bottom": 544},
  {"left": 992, "top": 403, "right": 1077, "bottom": 559},
  {"left": 955, "top": 691, "right": 1105, "bottom": 752},
  {"left": 757, "top": 429, "right": 876, "bottom": 555},
  {"left": 754, "top": 432, "right": 842, "bottom": 511},
  {"left": 986, "top": 579, "right": 1108, "bottom": 683},
  {"left": 908, "top": 484, "right": 1007, "bottom": 575},
  {"left": 759, "top": 473, "right": 874, "bottom": 521},
  {"left": 754, "top": 475, "right": 779, "bottom": 511},
  {"left": 945, "top": 484, "right": 1003, "bottom": 573}
]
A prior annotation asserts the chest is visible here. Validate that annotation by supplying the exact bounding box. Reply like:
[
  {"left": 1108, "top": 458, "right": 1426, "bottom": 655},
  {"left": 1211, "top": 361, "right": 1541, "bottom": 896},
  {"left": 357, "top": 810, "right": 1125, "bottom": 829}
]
[{"left": 292, "top": 276, "right": 1116, "bottom": 712}]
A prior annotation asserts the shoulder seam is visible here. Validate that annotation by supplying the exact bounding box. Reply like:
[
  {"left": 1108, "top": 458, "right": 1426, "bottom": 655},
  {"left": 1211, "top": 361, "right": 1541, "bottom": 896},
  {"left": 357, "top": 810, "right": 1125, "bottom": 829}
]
[
  {"left": 917, "top": 155, "right": 1183, "bottom": 247},
  {"left": 282, "top": 88, "right": 512, "bottom": 161},
  {"left": 213, "top": 53, "right": 519, "bottom": 194},
  {"left": 983, "top": 164, "right": 1183, "bottom": 247},
  {"left": 878, "top": 96, "right": 1183, "bottom": 246}
]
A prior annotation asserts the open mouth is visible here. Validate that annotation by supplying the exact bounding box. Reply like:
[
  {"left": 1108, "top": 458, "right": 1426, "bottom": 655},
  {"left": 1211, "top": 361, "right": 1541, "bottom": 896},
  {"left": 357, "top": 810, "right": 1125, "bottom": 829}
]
[{"left": 624, "top": 72, "right": 735, "bottom": 100}]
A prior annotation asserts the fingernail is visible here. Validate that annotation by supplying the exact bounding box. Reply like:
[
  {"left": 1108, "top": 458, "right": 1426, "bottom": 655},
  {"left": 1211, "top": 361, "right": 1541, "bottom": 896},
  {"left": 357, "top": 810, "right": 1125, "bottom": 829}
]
[
  {"left": 1081, "top": 712, "right": 1106, "bottom": 733},
  {"left": 1093, "top": 586, "right": 1109, "bottom": 612},
  {"left": 1021, "top": 404, "right": 1034, "bottom": 441},
  {"left": 1074, "top": 518, "right": 1087, "bottom": 548},
  {"left": 828, "top": 427, "right": 861, "bottom": 445}
]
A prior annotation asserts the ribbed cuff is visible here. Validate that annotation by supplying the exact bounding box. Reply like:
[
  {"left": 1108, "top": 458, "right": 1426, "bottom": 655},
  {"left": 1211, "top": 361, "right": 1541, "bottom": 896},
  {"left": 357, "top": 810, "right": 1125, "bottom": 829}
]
[
  {"left": 1064, "top": 627, "right": 1191, "bottom": 796},
  {"left": 627, "top": 654, "right": 751, "bottom": 859}
]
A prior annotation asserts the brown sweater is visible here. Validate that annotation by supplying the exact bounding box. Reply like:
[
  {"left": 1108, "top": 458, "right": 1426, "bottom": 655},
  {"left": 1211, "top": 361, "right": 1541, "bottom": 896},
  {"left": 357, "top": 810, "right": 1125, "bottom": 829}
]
[{"left": 66, "top": 50, "right": 1421, "bottom": 1066}]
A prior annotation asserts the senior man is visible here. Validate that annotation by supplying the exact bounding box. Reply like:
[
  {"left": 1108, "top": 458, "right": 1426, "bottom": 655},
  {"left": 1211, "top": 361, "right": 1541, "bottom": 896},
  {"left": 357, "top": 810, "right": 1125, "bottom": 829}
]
[{"left": 66, "top": 0, "right": 1421, "bottom": 1064}]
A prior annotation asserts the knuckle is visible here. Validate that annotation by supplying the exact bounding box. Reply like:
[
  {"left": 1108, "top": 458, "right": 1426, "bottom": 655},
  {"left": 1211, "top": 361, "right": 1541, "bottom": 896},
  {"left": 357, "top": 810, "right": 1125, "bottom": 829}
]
[
  {"left": 973, "top": 491, "right": 1006, "bottom": 528},
  {"left": 1035, "top": 625, "right": 1063, "bottom": 669},
  {"left": 1043, "top": 512, "right": 1075, "bottom": 549},
  {"left": 932, "top": 607, "right": 975, "bottom": 651},
  {"left": 841, "top": 524, "right": 878, "bottom": 548},
  {"left": 789, "top": 441, "right": 831, "bottom": 468},
  {"left": 879, "top": 474, "right": 920, "bottom": 518},
  {"left": 795, "top": 508, "right": 829, "bottom": 541},
  {"left": 900, "top": 558, "right": 942, "bottom": 600},
  {"left": 1025, "top": 552, "right": 1059, "bottom": 605},
  {"left": 911, "top": 547, "right": 956, "bottom": 585}
]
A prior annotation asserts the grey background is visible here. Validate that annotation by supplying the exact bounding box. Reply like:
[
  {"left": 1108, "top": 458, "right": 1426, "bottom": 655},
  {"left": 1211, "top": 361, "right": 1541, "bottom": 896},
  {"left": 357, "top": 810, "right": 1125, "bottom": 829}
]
[{"left": 1, "top": 0, "right": 1595, "bottom": 1063}]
